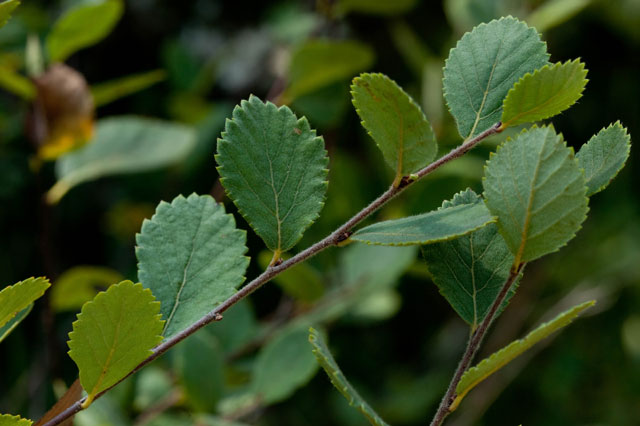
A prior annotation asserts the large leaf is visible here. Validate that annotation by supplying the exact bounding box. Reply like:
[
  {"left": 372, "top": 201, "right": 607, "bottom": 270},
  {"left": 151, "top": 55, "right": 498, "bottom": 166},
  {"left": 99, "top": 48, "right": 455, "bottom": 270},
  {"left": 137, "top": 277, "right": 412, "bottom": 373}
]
[
  {"left": 50, "top": 266, "right": 123, "bottom": 312},
  {"left": 47, "top": 116, "right": 196, "bottom": 203},
  {"left": 216, "top": 96, "right": 329, "bottom": 255},
  {"left": 0, "top": 415, "right": 32, "bottom": 426},
  {"left": 281, "top": 40, "right": 374, "bottom": 103},
  {"left": 67, "top": 280, "right": 164, "bottom": 406},
  {"left": 351, "top": 73, "right": 437, "bottom": 182},
  {"left": 0, "top": 305, "right": 32, "bottom": 344},
  {"left": 91, "top": 70, "right": 166, "bottom": 107},
  {"left": 421, "top": 189, "right": 516, "bottom": 330},
  {"left": 0, "top": 277, "right": 50, "bottom": 329},
  {"left": 136, "top": 194, "right": 248, "bottom": 338},
  {"left": 251, "top": 325, "right": 319, "bottom": 404},
  {"left": 483, "top": 126, "right": 588, "bottom": 266},
  {"left": 443, "top": 16, "right": 549, "bottom": 138},
  {"left": 576, "top": 122, "right": 631, "bottom": 196},
  {"left": 336, "top": 0, "right": 418, "bottom": 16},
  {"left": 351, "top": 202, "right": 495, "bottom": 246},
  {"left": 0, "top": 0, "right": 19, "bottom": 28},
  {"left": 501, "top": 59, "right": 588, "bottom": 129},
  {"left": 452, "top": 300, "right": 595, "bottom": 410},
  {"left": 46, "top": 0, "right": 123, "bottom": 62},
  {"left": 309, "top": 328, "right": 389, "bottom": 426}
]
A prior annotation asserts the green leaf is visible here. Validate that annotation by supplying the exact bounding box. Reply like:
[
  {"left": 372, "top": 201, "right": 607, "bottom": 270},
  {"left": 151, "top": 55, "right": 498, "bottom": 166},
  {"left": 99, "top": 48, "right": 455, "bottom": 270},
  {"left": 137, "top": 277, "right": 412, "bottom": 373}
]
[
  {"left": 443, "top": 16, "right": 549, "bottom": 139},
  {"left": 336, "top": 0, "right": 418, "bottom": 16},
  {"left": 421, "top": 189, "right": 516, "bottom": 330},
  {"left": 576, "top": 122, "right": 631, "bottom": 196},
  {"left": 483, "top": 126, "right": 588, "bottom": 266},
  {"left": 50, "top": 266, "right": 123, "bottom": 312},
  {"left": 351, "top": 73, "right": 437, "bottom": 182},
  {"left": 501, "top": 60, "right": 588, "bottom": 129},
  {"left": 0, "top": 304, "right": 32, "bottom": 344},
  {"left": 252, "top": 325, "right": 319, "bottom": 404},
  {"left": 46, "top": 0, "right": 124, "bottom": 62},
  {"left": 309, "top": 328, "right": 389, "bottom": 426},
  {"left": 47, "top": 116, "right": 196, "bottom": 203},
  {"left": 453, "top": 300, "right": 595, "bottom": 410},
  {"left": 0, "top": 414, "right": 32, "bottom": 426},
  {"left": 0, "top": 0, "right": 19, "bottom": 28},
  {"left": 67, "top": 280, "right": 164, "bottom": 406},
  {"left": 216, "top": 96, "right": 329, "bottom": 254},
  {"left": 91, "top": 69, "right": 166, "bottom": 107},
  {"left": 257, "top": 250, "right": 324, "bottom": 302},
  {"left": 351, "top": 202, "right": 495, "bottom": 246},
  {"left": 136, "top": 194, "right": 248, "bottom": 338},
  {"left": 0, "top": 66, "right": 35, "bottom": 99},
  {"left": 527, "top": 0, "right": 591, "bottom": 33},
  {"left": 281, "top": 40, "right": 374, "bottom": 103},
  {"left": 0, "top": 277, "right": 50, "bottom": 329}
]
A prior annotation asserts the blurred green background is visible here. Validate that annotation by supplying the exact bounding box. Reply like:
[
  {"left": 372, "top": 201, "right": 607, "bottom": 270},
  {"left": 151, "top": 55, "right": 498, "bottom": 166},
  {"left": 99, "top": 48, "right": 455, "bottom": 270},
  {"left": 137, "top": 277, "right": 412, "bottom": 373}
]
[{"left": 0, "top": 0, "right": 638, "bottom": 425}]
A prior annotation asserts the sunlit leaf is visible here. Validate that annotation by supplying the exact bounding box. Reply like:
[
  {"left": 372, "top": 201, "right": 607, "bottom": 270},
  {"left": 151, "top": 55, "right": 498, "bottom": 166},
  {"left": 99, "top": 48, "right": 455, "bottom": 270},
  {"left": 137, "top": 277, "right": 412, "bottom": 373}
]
[
  {"left": 0, "top": 304, "right": 32, "bottom": 344},
  {"left": 351, "top": 73, "right": 437, "bottom": 182},
  {"left": 483, "top": 126, "right": 588, "bottom": 266},
  {"left": 136, "top": 194, "right": 248, "bottom": 338},
  {"left": 67, "top": 280, "right": 164, "bottom": 406},
  {"left": 0, "top": 0, "right": 19, "bottom": 28},
  {"left": 452, "top": 300, "right": 595, "bottom": 410},
  {"left": 501, "top": 60, "right": 588, "bottom": 129},
  {"left": 443, "top": 16, "right": 549, "bottom": 138},
  {"left": 216, "top": 96, "right": 329, "bottom": 255},
  {"left": 51, "top": 266, "right": 123, "bottom": 312},
  {"left": 0, "top": 414, "right": 32, "bottom": 426},
  {"left": 0, "top": 277, "right": 50, "bottom": 329},
  {"left": 576, "top": 122, "right": 631, "bottom": 196},
  {"left": 91, "top": 69, "right": 166, "bottom": 107},
  {"left": 309, "top": 328, "right": 389, "bottom": 426},
  {"left": 47, "top": 0, "right": 124, "bottom": 62}
]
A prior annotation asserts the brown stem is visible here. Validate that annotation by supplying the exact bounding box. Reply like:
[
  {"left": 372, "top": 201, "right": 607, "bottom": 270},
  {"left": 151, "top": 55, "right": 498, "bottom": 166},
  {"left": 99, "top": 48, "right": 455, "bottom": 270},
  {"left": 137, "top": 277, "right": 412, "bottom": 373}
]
[{"left": 39, "top": 122, "right": 502, "bottom": 426}]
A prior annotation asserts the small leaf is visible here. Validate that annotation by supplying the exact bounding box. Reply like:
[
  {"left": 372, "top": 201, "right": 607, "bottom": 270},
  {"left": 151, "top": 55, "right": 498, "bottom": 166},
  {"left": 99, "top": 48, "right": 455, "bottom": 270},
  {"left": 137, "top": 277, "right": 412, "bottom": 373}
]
[
  {"left": 281, "top": 40, "right": 374, "bottom": 103},
  {"left": 67, "top": 280, "right": 164, "bottom": 406},
  {"left": 0, "top": 277, "right": 50, "bottom": 329},
  {"left": 576, "top": 122, "right": 631, "bottom": 196},
  {"left": 0, "top": 66, "right": 35, "bottom": 99},
  {"left": 91, "top": 70, "right": 166, "bottom": 107},
  {"left": 0, "top": 305, "right": 32, "bottom": 344},
  {"left": 257, "top": 250, "right": 324, "bottom": 302},
  {"left": 309, "top": 328, "right": 389, "bottom": 426},
  {"left": 501, "top": 59, "right": 588, "bottom": 129},
  {"left": 46, "top": 0, "right": 124, "bottom": 62},
  {"left": 47, "top": 116, "right": 196, "bottom": 203},
  {"left": 50, "top": 266, "right": 123, "bottom": 312},
  {"left": 0, "top": 0, "right": 19, "bottom": 28},
  {"left": 136, "top": 194, "right": 248, "bottom": 338},
  {"left": 351, "top": 202, "right": 495, "bottom": 246},
  {"left": 216, "top": 96, "right": 329, "bottom": 254},
  {"left": 252, "top": 326, "right": 319, "bottom": 404},
  {"left": 443, "top": 16, "right": 549, "bottom": 138},
  {"left": 351, "top": 73, "right": 437, "bottom": 182},
  {"left": 421, "top": 189, "right": 516, "bottom": 330},
  {"left": 483, "top": 126, "right": 588, "bottom": 266},
  {"left": 336, "top": 0, "right": 418, "bottom": 16},
  {"left": 453, "top": 300, "right": 595, "bottom": 410},
  {"left": 0, "top": 414, "right": 32, "bottom": 426}
]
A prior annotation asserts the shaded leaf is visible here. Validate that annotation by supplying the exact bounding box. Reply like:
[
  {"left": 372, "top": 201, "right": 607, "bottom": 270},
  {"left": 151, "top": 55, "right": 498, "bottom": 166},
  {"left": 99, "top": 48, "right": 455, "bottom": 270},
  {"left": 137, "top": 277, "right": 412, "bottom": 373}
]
[
  {"left": 501, "top": 59, "right": 588, "bottom": 129},
  {"left": 281, "top": 40, "right": 374, "bottom": 103},
  {"left": 91, "top": 69, "right": 166, "bottom": 107},
  {"left": 203, "top": 300, "right": 257, "bottom": 354},
  {"left": 527, "top": 0, "right": 591, "bottom": 32},
  {"left": 336, "top": 0, "right": 418, "bottom": 16},
  {"left": 483, "top": 126, "right": 588, "bottom": 266},
  {"left": 216, "top": 96, "right": 329, "bottom": 254},
  {"left": 252, "top": 325, "right": 319, "bottom": 404},
  {"left": 258, "top": 250, "right": 324, "bottom": 302},
  {"left": 443, "top": 16, "right": 549, "bottom": 138},
  {"left": 67, "top": 280, "right": 164, "bottom": 406},
  {"left": 0, "top": 0, "right": 19, "bottom": 28},
  {"left": 51, "top": 266, "right": 123, "bottom": 312},
  {"left": 47, "top": 0, "right": 123, "bottom": 62},
  {"left": 351, "top": 202, "right": 495, "bottom": 246},
  {"left": 47, "top": 116, "right": 196, "bottom": 203},
  {"left": 453, "top": 300, "right": 595, "bottom": 410},
  {"left": 309, "top": 328, "right": 389, "bottom": 426},
  {"left": 351, "top": 73, "right": 437, "bottom": 182},
  {"left": 0, "top": 304, "right": 32, "bottom": 344},
  {"left": 0, "top": 66, "right": 35, "bottom": 99},
  {"left": 576, "top": 122, "right": 631, "bottom": 196},
  {"left": 421, "top": 189, "right": 516, "bottom": 330},
  {"left": 136, "top": 194, "right": 248, "bottom": 338},
  {"left": 0, "top": 277, "right": 50, "bottom": 329},
  {"left": 0, "top": 414, "right": 32, "bottom": 426}
]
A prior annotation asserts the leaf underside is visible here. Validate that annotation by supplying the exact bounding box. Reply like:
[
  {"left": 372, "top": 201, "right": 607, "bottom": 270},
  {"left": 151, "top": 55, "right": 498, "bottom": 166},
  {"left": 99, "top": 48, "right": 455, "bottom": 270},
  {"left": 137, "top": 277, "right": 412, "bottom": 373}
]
[
  {"left": 0, "top": 414, "right": 33, "bottom": 426},
  {"left": 453, "top": 300, "right": 595, "bottom": 410},
  {"left": 0, "top": 277, "right": 50, "bottom": 329},
  {"left": 352, "top": 202, "right": 495, "bottom": 246},
  {"left": 309, "top": 328, "right": 389, "bottom": 426},
  {"left": 422, "top": 189, "right": 516, "bottom": 329},
  {"left": 0, "top": 304, "right": 32, "bottom": 344},
  {"left": 67, "top": 281, "right": 164, "bottom": 403},
  {"left": 502, "top": 59, "right": 588, "bottom": 128},
  {"left": 351, "top": 73, "right": 437, "bottom": 178},
  {"left": 136, "top": 194, "right": 248, "bottom": 338},
  {"left": 576, "top": 122, "right": 631, "bottom": 196},
  {"left": 483, "top": 126, "right": 588, "bottom": 266},
  {"left": 443, "top": 16, "right": 549, "bottom": 139},
  {"left": 216, "top": 95, "right": 329, "bottom": 253}
]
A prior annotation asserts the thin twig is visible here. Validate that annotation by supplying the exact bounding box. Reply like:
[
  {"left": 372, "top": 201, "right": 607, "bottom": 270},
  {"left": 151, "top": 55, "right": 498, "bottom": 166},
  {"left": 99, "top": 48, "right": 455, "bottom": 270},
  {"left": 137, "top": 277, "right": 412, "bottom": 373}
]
[{"left": 39, "top": 122, "right": 502, "bottom": 426}]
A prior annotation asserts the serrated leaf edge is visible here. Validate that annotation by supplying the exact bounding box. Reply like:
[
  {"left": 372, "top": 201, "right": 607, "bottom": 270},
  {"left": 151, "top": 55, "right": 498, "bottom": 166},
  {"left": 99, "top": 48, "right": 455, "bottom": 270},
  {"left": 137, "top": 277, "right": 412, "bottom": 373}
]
[{"left": 0, "top": 413, "right": 32, "bottom": 426}]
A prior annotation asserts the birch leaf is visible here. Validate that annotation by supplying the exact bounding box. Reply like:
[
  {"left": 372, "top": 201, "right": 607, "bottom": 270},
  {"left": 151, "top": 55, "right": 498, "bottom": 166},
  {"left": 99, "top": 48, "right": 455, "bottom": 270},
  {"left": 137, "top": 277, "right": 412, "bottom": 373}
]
[
  {"left": 0, "top": 414, "right": 32, "bottom": 426},
  {"left": 0, "top": 277, "right": 50, "bottom": 329}
]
